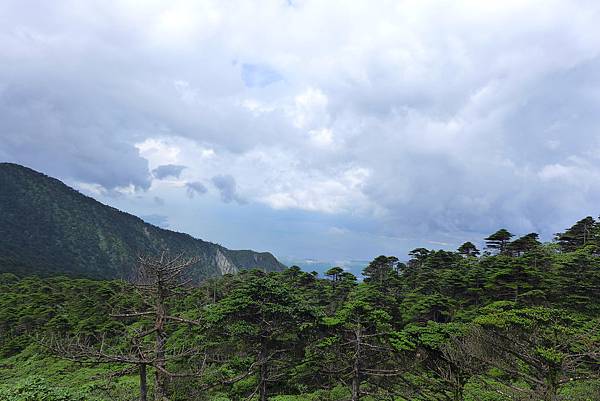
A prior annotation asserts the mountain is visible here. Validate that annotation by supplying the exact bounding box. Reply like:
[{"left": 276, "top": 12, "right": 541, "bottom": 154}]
[{"left": 0, "top": 163, "right": 286, "bottom": 280}]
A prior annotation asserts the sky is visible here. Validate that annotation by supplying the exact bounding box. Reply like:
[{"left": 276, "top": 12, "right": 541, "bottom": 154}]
[{"left": 2, "top": 0, "right": 600, "bottom": 264}]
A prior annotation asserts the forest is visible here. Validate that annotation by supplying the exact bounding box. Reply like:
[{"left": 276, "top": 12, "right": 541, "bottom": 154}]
[{"left": 1, "top": 216, "right": 600, "bottom": 401}]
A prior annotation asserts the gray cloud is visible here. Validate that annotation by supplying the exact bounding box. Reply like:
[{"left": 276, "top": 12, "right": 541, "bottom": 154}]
[
  {"left": 0, "top": 84, "right": 151, "bottom": 190},
  {"left": 152, "top": 164, "right": 186, "bottom": 179},
  {"left": 2, "top": 1, "right": 600, "bottom": 258},
  {"left": 185, "top": 181, "right": 208, "bottom": 198},
  {"left": 211, "top": 175, "right": 246, "bottom": 204}
]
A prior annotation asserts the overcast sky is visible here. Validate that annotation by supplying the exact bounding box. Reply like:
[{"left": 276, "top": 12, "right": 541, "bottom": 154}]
[{"left": 2, "top": 0, "right": 600, "bottom": 262}]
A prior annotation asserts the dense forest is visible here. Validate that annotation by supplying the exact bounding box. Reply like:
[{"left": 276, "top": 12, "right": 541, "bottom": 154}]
[{"left": 2, "top": 216, "right": 600, "bottom": 401}]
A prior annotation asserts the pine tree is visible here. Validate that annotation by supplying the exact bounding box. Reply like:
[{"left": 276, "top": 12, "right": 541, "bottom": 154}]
[
  {"left": 457, "top": 242, "right": 480, "bottom": 257},
  {"left": 555, "top": 216, "right": 597, "bottom": 252},
  {"left": 315, "top": 285, "right": 409, "bottom": 401},
  {"left": 471, "top": 306, "right": 600, "bottom": 401},
  {"left": 204, "top": 270, "right": 318, "bottom": 401},
  {"left": 362, "top": 255, "right": 399, "bottom": 285},
  {"left": 325, "top": 266, "right": 344, "bottom": 283},
  {"left": 507, "top": 233, "right": 541, "bottom": 256},
  {"left": 484, "top": 229, "right": 514, "bottom": 254}
]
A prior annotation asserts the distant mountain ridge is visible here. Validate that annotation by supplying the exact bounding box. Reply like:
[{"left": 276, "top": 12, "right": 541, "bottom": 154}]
[{"left": 0, "top": 163, "right": 286, "bottom": 280}]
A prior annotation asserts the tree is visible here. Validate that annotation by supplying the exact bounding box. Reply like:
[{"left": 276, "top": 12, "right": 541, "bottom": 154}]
[
  {"left": 484, "top": 229, "right": 514, "bottom": 255},
  {"left": 408, "top": 248, "right": 430, "bottom": 269},
  {"left": 315, "top": 285, "right": 411, "bottom": 401},
  {"left": 507, "top": 232, "right": 541, "bottom": 256},
  {"left": 550, "top": 246, "right": 600, "bottom": 313},
  {"left": 44, "top": 252, "right": 201, "bottom": 401},
  {"left": 204, "top": 270, "right": 318, "bottom": 401},
  {"left": 323, "top": 267, "right": 357, "bottom": 314},
  {"left": 399, "top": 251, "right": 463, "bottom": 323},
  {"left": 402, "top": 322, "right": 481, "bottom": 401},
  {"left": 457, "top": 242, "right": 480, "bottom": 257},
  {"left": 325, "top": 266, "right": 344, "bottom": 283},
  {"left": 362, "top": 255, "right": 399, "bottom": 286},
  {"left": 470, "top": 306, "right": 600, "bottom": 401},
  {"left": 483, "top": 255, "right": 543, "bottom": 303},
  {"left": 555, "top": 216, "right": 598, "bottom": 252}
]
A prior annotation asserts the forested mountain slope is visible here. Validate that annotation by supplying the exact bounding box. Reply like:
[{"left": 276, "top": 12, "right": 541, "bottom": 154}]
[{"left": 0, "top": 163, "right": 285, "bottom": 280}]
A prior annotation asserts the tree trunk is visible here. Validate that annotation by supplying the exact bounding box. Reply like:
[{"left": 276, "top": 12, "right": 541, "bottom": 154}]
[
  {"left": 452, "top": 385, "right": 463, "bottom": 401},
  {"left": 351, "top": 374, "right": 360, "bottom": 401},
  {"left": 154, "top": 281, "right": 168, "bottom": 401},
  {"left": 139, "top": 364, "right": 148, "bottom": 401},
  {"left": 351, "top": 326, "right": 362, "bottom": 401},
  {"left": 259, "top": 361, "right": 268, "bottom": 401},
  {"left": 542, "top": 375, "right": 559, "bottom": 401},
  {"left": 154, "top": 330, "right": 167, "bottom": 400},
  {"left": 258, "top": 340, "right": 268, "bottom": 401}
]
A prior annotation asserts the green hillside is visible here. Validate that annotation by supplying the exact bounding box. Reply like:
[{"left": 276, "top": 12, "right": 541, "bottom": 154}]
[{"left": 0, "top": 163, "right": 285, "bottom": 280}]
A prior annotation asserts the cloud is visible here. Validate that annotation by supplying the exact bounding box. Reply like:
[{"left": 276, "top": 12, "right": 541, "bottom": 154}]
[
  {"left": 3, "top": 1, "right": 600, "bottom": 258},
  {"left": 142, "top": 214, "right": 169, "bottom": 228},
  {"left": 185, "top": 181, "right": 208, "bottom": 198},
  {"left": 0, "top": 84, "right": 151, "bottom": 190},
  {"left": 211, "top": 174, "right": 246, "bottom": 204},
  {"left": 152, "top": 164, "right": 186, "bottom": 179}
]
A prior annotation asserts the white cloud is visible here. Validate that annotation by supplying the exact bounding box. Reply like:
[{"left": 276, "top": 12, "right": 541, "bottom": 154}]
[
  {"left": 308, "top": 128, "right": 333, "bottom": 147},
  {"left": 136, "top": 139, "right": 181, "bottom": 168},
  {"left": 291, "top": 87, "right": 329, "bottom": 129},
  {"left": 538, "top": 164, "right": 574, "bottom": 181}
]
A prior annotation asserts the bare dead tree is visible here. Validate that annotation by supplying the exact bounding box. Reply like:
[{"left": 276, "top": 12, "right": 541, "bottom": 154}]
[
  {"left": 123, "top": 252, "right": 202, "bottom": 400},
  {"left": 42, "top": 252, "right": 203, "bottom": 401}
]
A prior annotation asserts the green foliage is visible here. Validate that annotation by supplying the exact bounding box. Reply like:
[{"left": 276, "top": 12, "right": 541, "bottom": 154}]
[
  {"left": 555, "top": 216, "right": 598, "bottom": 252},
  {"left": 484, "top": 228, "right": 514, "bottom": 254},
  {"left": 457, "top": 241, "right": 480, "bottom": 257},
  {"left": 0, "top": 376, "right": 87, "bottom": 401},
  {"left": 269, "top": 385, "right": 350, "bottom": 401}
]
